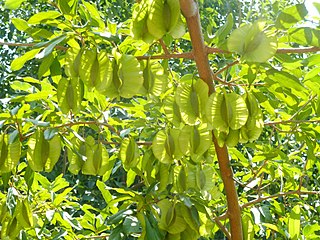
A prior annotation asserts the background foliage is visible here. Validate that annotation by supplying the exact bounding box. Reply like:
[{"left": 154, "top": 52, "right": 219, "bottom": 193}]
[{"left": 0, "top": 0, "right": 320, "bottom": 239}]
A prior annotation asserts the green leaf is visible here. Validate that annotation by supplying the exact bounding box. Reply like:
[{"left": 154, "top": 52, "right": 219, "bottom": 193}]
[
  {"left": 266, "top": 69, "right": 306, "bottom": 92},
  {"left": 11, "top": 18, "right": 29, "bottom": 32},
  {"left": 4, "top": 0, "right": 26, "bottom": 9},
  {"left": 57, "top": 0, "right": 77, "bottom": 15},
  {"left": 11, "top": 49, "right": 41, "bottom": 71},
  {"left": 227, "top": 21, "right": 277, "bottom": 63},
  {"left": 144, "top": 213, "right": 163, "bottom": 240},
  {"left": 96, "top": 180, "right": 113, "bottom": 203},
  {"left": 262, "top": 223, "right": 286, "bottom": 237},
  {"left": 303, "top": 223, "right": 320, "bottom": 238},
  {"left": 288, "top": 205, "right": 300, "bottom": 239},
  {"left": 242, "top": 214, "right": 254, "bottom": 240},
  {"left": 83, "top": 1, "right": 105, "bottom": 29},
  {"left": 275, "top": 4, "right": 308, "bottom": 29},
  {"left": 289, "top": 27, "right": 320, "bottom": 47},
  {"left": 212, "top": 13, "right": 234, "bottom": 46},
  {"left": 35, "top": 34, "right": 67, "bottom": 59},
  {"left": 314, "top": 2, "right": 320, "bottom": 15},
  {"left": 28, "top": 11, "right": 61, "bottom": 25}
]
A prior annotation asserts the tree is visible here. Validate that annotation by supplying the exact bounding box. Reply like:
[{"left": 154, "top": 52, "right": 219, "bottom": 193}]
[{"left": 0, "top": 0, "right": 320, "bottom": 239}]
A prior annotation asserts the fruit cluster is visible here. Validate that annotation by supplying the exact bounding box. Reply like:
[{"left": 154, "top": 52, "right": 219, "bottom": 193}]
[{"left": 131, "top": 0, "right": 185, "bottom": 43}]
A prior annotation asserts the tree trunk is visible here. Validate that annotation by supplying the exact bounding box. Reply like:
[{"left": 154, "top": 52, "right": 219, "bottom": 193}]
[{"left": 179, "top": 1, "right": 243, "bottom": 239}]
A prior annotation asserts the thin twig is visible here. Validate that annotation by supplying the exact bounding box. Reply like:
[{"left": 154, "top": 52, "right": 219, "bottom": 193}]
[
  {"left": 289, "top": 95, "right": 317, "bottom": 121},
  {"left": 241, "top": 190, "right": 320, "bottom": 209},
  {"left": 53, "top": 120, "right": 120, "bottom": 135},
  {"left": 214, "top": 219, "right": 231, "bottom": 240},
  {"left": 265, "top": 119, "right": 320, "bottom": 126},
  {"left": 214, "top": 189, "right": 320, "bottom": 222},
  {"left": 212, "top": 74, "right": 265, "bottom": 87},
  {"left": 276, "top": 46, "right": 320, "bottom": 54},
  {"left": 242, "top": 160, "right": 268, "bottom": 189},
  {"left": 82, "top": 235, "right": 109, "bottom": 239},
  {"left": 136, "top": 52, "right": 194, "bottom": 60},
  {"left": 158, "top": 39, "right": 170, "bottom": 55},
  {"left": 213, "top": 60, "right": 239, "bottom": 78}
]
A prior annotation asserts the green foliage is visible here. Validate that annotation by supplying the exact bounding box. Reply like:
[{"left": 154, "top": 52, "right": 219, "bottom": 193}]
[{"left": 0, "top": 0, "right": 319, "bottom": 239}]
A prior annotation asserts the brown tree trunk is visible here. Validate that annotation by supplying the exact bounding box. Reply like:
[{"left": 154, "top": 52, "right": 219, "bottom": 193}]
[{"left": 179, "top": 0, "right": 243, "bottom": 239}]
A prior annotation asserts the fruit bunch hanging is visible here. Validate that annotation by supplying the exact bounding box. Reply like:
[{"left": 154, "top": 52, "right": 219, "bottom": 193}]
[{"left": 131, "top": 0, "right": 185, "bottom": 43}]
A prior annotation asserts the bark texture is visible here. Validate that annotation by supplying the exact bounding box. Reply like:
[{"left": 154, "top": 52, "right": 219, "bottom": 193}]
[{"left": 179, "top": 0, "right": 243, "bottom": 239}]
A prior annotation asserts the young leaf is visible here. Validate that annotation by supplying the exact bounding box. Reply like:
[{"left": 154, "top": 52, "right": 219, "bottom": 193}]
[
  {"left": 4, "top": 0, "right": 26, "bottom": 9},
  {"left": 288, "top": 205, "right": 301, "bottom": 239},
  {"left": 28, "top": 11, "right": 61, "bottom": 24},
  {"left": 11, "top": 49, "right": 41, "bottom": 71},
  {"left": 275, "top": 4, "right": 308, "bottom": 29}
]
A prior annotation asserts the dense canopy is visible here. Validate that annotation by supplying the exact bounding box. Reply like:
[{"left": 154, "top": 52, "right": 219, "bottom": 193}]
[{"left": 0, "top": 0, "right": 320, "bottom": 239}]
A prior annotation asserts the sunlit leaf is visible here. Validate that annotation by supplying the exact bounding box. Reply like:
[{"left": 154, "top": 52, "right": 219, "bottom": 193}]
[
  {"left": 275, "top": 4, "right": 308, "bottom": 29},
  {"left": 4, "top": 0, "right": 26, "bottom": 9}
]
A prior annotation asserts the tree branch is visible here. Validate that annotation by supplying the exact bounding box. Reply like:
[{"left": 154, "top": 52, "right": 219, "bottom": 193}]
[
  {"left": 53, "top": 120, "right": 120, "bottom": 135},
  {"left": 289, "top": 95, "right": 317, "bottom": 121},
  {"left": 265, "top": 119, "right": 320, "bottom": 126},
  {"left": 213, "top": 60, "right": 239, "bottom": 78},
  {"left": 206, "top": 46, "right": 320, "bottom": 54},
  {"left": 241, "top": 189, "right": 320, "bottom": 209},
  {"left": 2, "top": 40, "right": 320, "bottom": 61},
  {"left": 214, "top": 219, "right": 231, "bottom": 240},
  {"left": 158, "top": 39, "right": 170, "bottom": 55},
  {"left": 214, "top": 188, "right": 320, "bottom": 222},
  {"left": 136, "top": 52, "right": 194, "bottom": 60}
]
